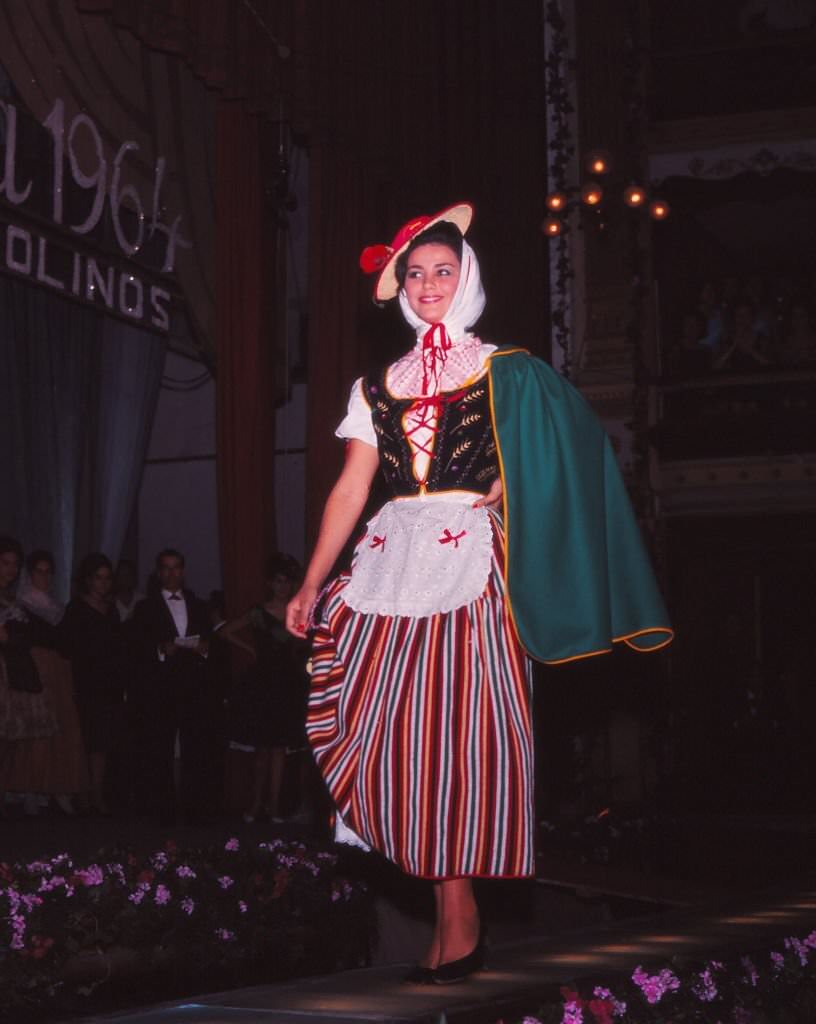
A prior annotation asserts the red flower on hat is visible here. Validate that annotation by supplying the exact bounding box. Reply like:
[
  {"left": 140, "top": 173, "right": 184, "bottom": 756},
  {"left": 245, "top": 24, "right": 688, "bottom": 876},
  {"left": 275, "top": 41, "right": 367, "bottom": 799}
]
[{"left": 359, "top": 244, "right": 393, "bottom": 275}]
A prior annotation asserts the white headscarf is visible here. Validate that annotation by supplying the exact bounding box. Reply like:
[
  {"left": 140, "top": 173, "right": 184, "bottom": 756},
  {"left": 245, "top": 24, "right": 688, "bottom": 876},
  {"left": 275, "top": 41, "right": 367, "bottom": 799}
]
[
  {"left": 391, "top": 239, "right": 487, "bottom": 396},
  {"left": 397, "top": 238, "right": 486, "bottom": 343}
]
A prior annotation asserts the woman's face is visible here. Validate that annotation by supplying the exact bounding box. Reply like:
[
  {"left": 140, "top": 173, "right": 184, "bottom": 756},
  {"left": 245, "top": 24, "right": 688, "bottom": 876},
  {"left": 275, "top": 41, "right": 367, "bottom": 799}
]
[
  {"left": 31, "top": 560, "right": 54, "bottom": 594},
  {"left": 87, "top": 565, "right": 113, "bottom": 600},
  {"left": 402, "top": 243, "right": 461, "bottom": 324},
  {"left": 0, "top": 551, "right": 20, "bottom": 590}
]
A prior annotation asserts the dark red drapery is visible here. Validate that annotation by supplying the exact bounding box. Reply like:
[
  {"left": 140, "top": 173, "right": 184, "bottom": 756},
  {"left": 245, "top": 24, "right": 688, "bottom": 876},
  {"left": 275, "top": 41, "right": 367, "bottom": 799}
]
[{"left": 215, "top": 103, "right": 278, "bottom": 617}]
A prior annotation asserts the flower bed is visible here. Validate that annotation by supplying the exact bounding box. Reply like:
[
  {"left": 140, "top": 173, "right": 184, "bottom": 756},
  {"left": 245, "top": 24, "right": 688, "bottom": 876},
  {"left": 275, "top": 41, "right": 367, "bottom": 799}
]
[
  {"left": 0, "top": 837, "right": 373, "bottom": 1021},
  {"left": 503, "top": 928, "right": 816, "bottom": 1023}
]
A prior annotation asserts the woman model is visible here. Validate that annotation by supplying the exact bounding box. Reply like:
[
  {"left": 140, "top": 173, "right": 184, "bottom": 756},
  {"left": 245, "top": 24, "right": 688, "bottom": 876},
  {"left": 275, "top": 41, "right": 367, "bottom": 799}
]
[
  {"left": 222, "top": 553, "right": 309, "bottom": 823},
  {"left": 286, "top": 203, "right": 672, "bottom": 983}
]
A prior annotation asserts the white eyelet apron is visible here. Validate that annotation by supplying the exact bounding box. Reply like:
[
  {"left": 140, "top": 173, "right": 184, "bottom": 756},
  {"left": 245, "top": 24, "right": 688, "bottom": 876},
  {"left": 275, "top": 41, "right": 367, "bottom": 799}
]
[{"left": 341, "top": 491, "right": 494, "bottom": 618}]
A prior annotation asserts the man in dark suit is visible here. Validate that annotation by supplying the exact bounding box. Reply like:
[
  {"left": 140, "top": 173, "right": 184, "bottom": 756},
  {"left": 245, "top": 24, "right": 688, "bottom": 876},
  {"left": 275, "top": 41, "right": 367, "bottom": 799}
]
[{"left": 131, "top": 548, "right": 215, "bottom": 825}]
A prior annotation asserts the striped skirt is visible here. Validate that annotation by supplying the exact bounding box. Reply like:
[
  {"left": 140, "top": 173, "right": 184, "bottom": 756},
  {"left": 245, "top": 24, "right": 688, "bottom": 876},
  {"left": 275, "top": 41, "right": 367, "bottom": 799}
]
[{"left": 307, "top": 512, "right": 534, "bottom": 879}]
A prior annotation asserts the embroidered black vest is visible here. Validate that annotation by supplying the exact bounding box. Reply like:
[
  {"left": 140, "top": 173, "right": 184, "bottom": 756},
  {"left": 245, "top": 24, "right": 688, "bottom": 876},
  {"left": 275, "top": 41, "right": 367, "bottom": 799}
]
[{"left": 362, "top": 368, "right": 499, "bottom": 498}]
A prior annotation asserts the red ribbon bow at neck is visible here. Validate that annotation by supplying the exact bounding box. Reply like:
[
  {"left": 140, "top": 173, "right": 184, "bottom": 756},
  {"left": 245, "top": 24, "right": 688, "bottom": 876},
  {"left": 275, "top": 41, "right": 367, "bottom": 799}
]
[{"left": 421, "top": 323, "right": 453, "bottom": 395}]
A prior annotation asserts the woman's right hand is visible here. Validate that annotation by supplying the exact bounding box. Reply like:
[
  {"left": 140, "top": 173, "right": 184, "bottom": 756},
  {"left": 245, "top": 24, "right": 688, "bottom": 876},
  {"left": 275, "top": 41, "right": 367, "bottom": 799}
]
[{"left": 286, "top": 584, "right": 319, "bottom": 638}]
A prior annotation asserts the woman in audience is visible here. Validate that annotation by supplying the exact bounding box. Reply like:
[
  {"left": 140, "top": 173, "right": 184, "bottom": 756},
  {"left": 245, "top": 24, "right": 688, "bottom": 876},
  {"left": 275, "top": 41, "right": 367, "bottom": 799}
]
[
  {"left": 222, "top": 553, "right": 310, "bottom": 823},
  {"left": 60, "top": 553, "right": 125, "bottom": 815},
  {"left": 18, "top": 549, "right": 86, "bottom": 814},
  {"left": 113, "top": 559, "right": 144, "bottom": 623},
  {"left": 0, "top": 536, "right": 59, "bottom": 816},
  {"left": 17, "top": 550, "right": 65, "bottom": 626}
]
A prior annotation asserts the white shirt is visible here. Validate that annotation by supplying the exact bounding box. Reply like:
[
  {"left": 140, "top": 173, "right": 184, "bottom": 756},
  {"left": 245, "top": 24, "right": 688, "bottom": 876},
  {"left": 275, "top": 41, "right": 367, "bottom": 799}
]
[{"left": 161, "top": 589, "right": 188, "bottom": 637}]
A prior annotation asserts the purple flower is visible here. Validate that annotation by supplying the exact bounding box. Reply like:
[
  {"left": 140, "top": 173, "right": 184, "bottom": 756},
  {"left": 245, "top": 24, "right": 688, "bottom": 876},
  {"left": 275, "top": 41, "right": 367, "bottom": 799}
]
[
  {"left": 217, "top": 875, "right": 234, "bottom": 890},
  {"left": 561, "top": 1001, "right": 583, "bottom": 1024},
  {"left": 804, "top": 930, "right": 816, "bottom": 950},
  {"left": 150, "top": 851, "right": 169, "bottom": 871},
  {"left": 592, "top": 987, "right": 627, "bottom": 1017},
  {"left": 224, "top": 838, "right": 240, "bottom": 852},
  {"left": 770, "top": 951, "right": 785, "bottom": 973},
  {"left": 741, "top": 956, "right": 759, "bottom": 987},
  {"left": 181, "top": 897, "right": 195, "bottom": 915},
  {"left": 75, "top": 865, "right": 104, "bottom": 887},
  {"left": 632, "top": 966, "right": 681, "bottom": 1005},
  {"left": 215, "top": 928, "right": 236, "bottom": 942},
  {"left": 176, "top": 865, "right": 197, "bottom": 879},
  {"left": 523, "top": 1017, "right": 544, "bottom": 1024},
  {"left": 238, "top": 900, "right": 248, "bottom": 913},
  {"left": 692, "top": 966, "right": 718, "bottom": 1002},
  {"left": 128, "top": 882, "right": 151, "bottom": 905},
  {"left": 784, "top": 936, "right": 809, "bottom": 967},
  {"left": 154, "top": 884, "right": 172, "bottom": 906}
]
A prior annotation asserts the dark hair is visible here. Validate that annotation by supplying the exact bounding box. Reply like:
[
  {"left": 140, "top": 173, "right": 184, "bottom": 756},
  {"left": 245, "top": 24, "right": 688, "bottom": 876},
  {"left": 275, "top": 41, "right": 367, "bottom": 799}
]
[
  {"left": 0, "top": 536, "right": 23, "bottom": 563},
  {"left": 394, "top": 220, "right": 464, "bottom": 290},
  {"left": 26, "top": 549, "right": 55, "bottom": 575},
  {"left": 156, "top": 548, "right": 185, "bottom": 569},
  {"left": 76, "top": 553, "right": 113, "bottom": 594},
  {"left": 265, "top": 552, "right": 302, "bottom": 583}
]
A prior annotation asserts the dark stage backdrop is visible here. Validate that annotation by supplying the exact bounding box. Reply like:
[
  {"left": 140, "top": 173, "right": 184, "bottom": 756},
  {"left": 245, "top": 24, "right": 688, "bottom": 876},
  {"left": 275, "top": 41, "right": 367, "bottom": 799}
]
[
  {"left": 56, "top": 0, "right": 549, "bottom": 608},
  {"left": 300, "top": 0, "right": 549, "bottom": 544}
]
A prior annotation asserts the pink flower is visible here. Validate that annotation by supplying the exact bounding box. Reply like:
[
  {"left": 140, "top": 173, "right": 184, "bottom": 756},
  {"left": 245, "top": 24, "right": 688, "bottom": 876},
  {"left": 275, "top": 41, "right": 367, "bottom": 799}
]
[{"left": 225, "top": 838, "right": 240, "bottom": 852}]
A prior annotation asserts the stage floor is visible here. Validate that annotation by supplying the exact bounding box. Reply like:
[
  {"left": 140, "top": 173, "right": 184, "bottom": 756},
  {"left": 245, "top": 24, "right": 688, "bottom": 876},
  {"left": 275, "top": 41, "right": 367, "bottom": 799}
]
[{"left": 79, "top": 875, "right": 816, "bottom": 1024}]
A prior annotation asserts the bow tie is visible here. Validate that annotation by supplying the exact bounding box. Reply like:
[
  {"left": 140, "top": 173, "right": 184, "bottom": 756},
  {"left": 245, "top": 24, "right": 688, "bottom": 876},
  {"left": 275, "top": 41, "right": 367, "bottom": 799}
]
[{"left": 168, "top": 593, "right": 182, "bottom": 601}]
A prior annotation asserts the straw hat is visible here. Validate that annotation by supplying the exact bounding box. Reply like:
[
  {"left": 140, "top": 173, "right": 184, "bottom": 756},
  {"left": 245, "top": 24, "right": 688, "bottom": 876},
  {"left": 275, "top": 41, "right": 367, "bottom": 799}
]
[{"left": 359, "top": 202, "right": 473, "bottom": 301}]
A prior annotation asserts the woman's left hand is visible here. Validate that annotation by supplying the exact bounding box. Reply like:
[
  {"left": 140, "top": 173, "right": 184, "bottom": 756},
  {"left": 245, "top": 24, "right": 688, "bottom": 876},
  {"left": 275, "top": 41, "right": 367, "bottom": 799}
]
[{"left": 472, "top": 477, "right": 503, "bottom": 510}]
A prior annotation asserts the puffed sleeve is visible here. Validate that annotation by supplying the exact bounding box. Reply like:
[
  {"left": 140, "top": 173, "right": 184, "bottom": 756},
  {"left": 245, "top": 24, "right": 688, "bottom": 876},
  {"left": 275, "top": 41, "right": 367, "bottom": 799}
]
[{"left": 335, "top": 377, "right": 377, "bottom": 448}]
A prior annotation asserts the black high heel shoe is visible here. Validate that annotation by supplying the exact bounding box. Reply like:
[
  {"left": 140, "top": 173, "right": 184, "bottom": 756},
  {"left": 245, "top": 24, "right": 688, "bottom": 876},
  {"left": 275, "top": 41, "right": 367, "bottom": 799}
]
[
  {"left": 402, "top": 963, "right": 436, "bottom": 985},
  {"left": 431, "top": 929, "right": 486, "bottom": 985}
]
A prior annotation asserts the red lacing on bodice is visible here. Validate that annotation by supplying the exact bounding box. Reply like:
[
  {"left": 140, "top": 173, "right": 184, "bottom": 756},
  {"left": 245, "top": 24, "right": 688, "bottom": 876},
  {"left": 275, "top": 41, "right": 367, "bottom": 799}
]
[{"left": 402, "top": 387, "right": 470, "bottom": 462}]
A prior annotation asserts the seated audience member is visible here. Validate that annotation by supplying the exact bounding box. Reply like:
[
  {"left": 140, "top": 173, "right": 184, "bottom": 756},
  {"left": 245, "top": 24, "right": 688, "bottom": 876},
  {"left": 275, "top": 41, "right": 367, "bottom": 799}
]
[
  {"left": 667, "top": 311, "right": 713, "bottom": 378},
  {"left": 60, "top": 554, "right": 125, "bottom": 815},
  {"left": 131, "top": 549, "right": 214, "bottom": 826},
  {"left": 779, "top": 301, "right": 816, "bottom": 368},
  {"left": 113, "top": 559, "right": 144, "bottom": 623},
  {"left": 222, "top": 553, "right": 310, "bottom": 824},
  {"left": 714, "top": 301, "right": 773, "bottom": 372},
  {"left": 17, "top": 550, "right": 64, "bottom": 626}
]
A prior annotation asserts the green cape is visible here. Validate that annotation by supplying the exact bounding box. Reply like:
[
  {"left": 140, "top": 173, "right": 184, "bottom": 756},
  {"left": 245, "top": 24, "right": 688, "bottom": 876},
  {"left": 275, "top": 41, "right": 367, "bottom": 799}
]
[{"left": 488, "top": 348, "right": 672, "bottom": 663}]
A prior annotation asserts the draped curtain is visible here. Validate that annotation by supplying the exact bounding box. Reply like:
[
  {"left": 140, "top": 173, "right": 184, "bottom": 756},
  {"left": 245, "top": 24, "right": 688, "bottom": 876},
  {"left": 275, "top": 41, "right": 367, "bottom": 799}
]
[
  {"left": 300, "top": 0, "right": 549, "bottom": 543},
  {"left": 215, "top": 102, "right": 278, "bottom": 617},
  {"left": 0, "top": 276, "right": 165, "bottom": 601}
]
